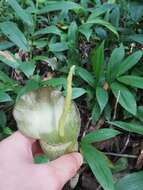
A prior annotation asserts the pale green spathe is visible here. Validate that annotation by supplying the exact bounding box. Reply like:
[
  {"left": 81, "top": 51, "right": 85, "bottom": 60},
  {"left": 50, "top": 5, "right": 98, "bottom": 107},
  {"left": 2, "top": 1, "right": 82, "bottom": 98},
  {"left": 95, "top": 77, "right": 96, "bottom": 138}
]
[{"left": 13, "top": 87, "right": 80, "bottom": 160}]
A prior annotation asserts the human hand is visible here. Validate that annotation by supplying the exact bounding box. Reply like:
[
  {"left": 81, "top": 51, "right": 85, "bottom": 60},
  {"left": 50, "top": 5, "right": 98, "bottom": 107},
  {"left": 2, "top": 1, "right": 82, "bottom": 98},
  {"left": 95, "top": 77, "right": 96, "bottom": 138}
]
[{"left": 0, "top": 131, "right": 83, "bottom": 190}]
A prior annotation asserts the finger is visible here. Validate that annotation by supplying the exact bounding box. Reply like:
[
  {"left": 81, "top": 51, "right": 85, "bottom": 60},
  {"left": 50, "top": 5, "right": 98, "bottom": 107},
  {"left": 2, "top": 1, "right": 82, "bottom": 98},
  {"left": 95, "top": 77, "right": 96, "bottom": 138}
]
[
  {"left": 48, "top": 152, "right": 83, "bottom": 185},
  {"left": 0, "top": 131, "right": 35, "bottom": 162}
]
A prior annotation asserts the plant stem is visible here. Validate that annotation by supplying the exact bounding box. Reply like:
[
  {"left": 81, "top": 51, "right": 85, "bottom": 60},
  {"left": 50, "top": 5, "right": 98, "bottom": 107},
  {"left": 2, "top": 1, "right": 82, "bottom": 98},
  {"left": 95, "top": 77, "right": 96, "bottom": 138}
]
[
  {"left": 58, "top": 65, "right": 75, "bottom": 138},
  {"left": 104, "top": 152, "right": 137, "bottom": 159}
]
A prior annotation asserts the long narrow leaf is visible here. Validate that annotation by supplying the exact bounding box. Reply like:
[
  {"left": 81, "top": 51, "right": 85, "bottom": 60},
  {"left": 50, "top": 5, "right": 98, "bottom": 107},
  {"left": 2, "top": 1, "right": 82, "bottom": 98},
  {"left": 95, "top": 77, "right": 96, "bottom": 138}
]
[
  {"left": 0, "top": 51, "right": 20, "bottom": 68},
  {"left": 0, "top": 22, "right": 29, "bottom": 51},
  {"left": 111, "top": 82, "right": 137, "bottom": 115},
  {"left": 92, "top": 102, "right": 101, "bottom": 124},
  {"left": 96, "top": 86, "right": 108, "bottom": 112},
  {"left": 76, "top": 66, "right": 95, "bottom": 87},
  {"left": 107, "top": 44, "right": 125, "bottom": 82},
  {"left": 117, "top": 51, "right": 142, "bottom": 76},
  {"left": 49, "top": 42, "right": 68, "bottom": 52},
  {"left": 68, "top": 21, "right": 78, "bottom": 44},
  {"left": 79, "top": 24, "right": 92, "bottom": 41},
  {"left": 19, "top": 62, "right": 36, "bottom": 78},
  {"left": 109, "top": 121, "right": 143, "bottom": 135},
  {"left": 7, "top": 0, "right": 33, "bottom": 26},
  {"left": 38, "top": 1, "right": 82, "bottom": 14},
  {"left": 82, "top": 128, "right": 120, "bottom": 144},
  {"left": 116, "top": 171, "right": 143, "bottom": 190},
  {"left": 88, "top": 4, "right": 113, "bottom": 19},
  {"left": 91, "top": 41, "right": 104, "bottom": 83},
  {"left": 128, "top": 34, "right": 143, "bottom": 45},
  {"left": 0, "top": 92, "right": 12, "bottom": 102},
  {"left": 0, "top": 51, "right": 35, "bottom": 77},
  {"left": 34, "top": 26, "right": 61, "bottom": 36},
  {"left": 0, "top": 71, "right": 17, "bottom": 85},
  {"left": 0, "top": 41, "right": 14, "bottom": 50},
  {"left": 41, "top": 78, "right": 67, "bottom": 88},
  {"left": 81, "top": 143, "right": 115, "bottom": 190},
  {"left": 117, "top": 75, "right": 143, "bottom": 89},
  {"left": 86, "top": 18, "right": 119, "bottom": 37},
  {"left": 16, "top": 80, "right": 40, "bottom": 101}
]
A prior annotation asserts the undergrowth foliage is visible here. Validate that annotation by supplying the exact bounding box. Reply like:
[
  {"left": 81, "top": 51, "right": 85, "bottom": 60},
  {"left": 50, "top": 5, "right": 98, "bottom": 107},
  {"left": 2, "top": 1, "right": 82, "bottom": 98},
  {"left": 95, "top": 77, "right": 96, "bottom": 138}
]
[{"left": 0, "top": 0, "right": 143, "bottom": 190}]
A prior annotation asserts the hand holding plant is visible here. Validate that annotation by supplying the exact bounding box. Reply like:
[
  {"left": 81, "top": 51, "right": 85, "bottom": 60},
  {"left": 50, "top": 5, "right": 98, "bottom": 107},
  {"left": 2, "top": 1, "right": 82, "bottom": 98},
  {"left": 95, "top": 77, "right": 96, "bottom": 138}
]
[{"left": 0, "top": 131, "right": 83, "bottom": 190}]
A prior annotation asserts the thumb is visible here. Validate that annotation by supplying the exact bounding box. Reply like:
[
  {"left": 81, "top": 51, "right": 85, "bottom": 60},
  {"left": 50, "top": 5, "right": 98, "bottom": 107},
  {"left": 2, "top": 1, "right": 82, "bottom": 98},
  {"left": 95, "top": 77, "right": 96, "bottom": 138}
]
[
  {"left": 0, "top": 131, "right": 35, "bottom": 161},
  {"left": 49, "top": 152, "right": 83, "bottom": 184}
]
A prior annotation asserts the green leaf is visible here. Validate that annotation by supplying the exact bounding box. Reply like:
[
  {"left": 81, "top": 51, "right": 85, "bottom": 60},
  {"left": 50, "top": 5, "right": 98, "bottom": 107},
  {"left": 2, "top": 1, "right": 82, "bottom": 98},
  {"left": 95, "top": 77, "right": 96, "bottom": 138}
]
[
  {"left": 80, "top": 0, "right": 88, "bottom": 7},
  {"left": 107, "top": 44, "right": 125, "bottom": 82},
  {"left": 33, "top": 40, "right": 48, "bottom": 49},
  {"left": 136, "top": 106, "right": 143, "bottom": 123},
  {"left": 82, "top": 128, "right": 120, "bottom": 144},
  {"left": 68, "top": 21, "right": 78, "bottom": 44},
  {"left": 0, "top": 111, "right": 7, "bottom": 128},
  {"left": 86, "top": 18, "right": 119, "bottom": 37},
  {"left": 111, "top": 82, "right": 137, "bottom": 115},
  {"left": 92, "top": 102, "right": 101, "bottom": 124},
  {"left": 104, "top": 103, "right": 112, "bottom": 121},
  {"left": 34, "top": 155, "right": 49, "bottom": 164},
  {"left": 63, "top": 87, "right": 86, "bottom": 99},
  {"left": 109, "top": 121, "right": 143, "bottom": 135},
  {"left": 110, "top": 6, "right": 120, "bottom": 27},
  {"left": 116, "top": 171, "right": 143, "bottom": 190},
  {"left": 0, "top": 92, "right": 12, "bottom": 102},
  {"left": 0, "top": 51, "right": 20, "bottom": 69},
  {"left": 117, "top": 51, "right": 142, "bottom": 76},
  {"left": 117, "top": 75, "right": 143, "bottom": 89},
  {"left": 71, "top": 88, "right": 86, "bottom": 99},
  {"left": 49, "top": 42, "right": 68, "bottom": 52},
  {"left": 88, "top": 4, "right": 113, "bottom": 20},
  {"left": 91, "top": 42, "right": 104, "bottom": 83},
  {"left": 41, "top": 77, "right": 67, "bottom": 88},
  {"left": 79, "top": 24, "right": 92, "bottom": 41},
  {"left": 76, "top": 66, "right": 95, "bottom": 87},
  {"left": 19, "top": 62, "right": 36, "bottom": 78},
  {"left": 0, "top": 22, "right": 29, "bottom": 51},
  {"left": 96, "top": 86, "right": 108, "bottom": 112},
  {"left": 34, "top": 26, "right": 61, "bottom": 36},
  {"left": 95, "top": 27, "right": 107, "bottom": 39},
  {"left": 128, "top": 34, "right": 143, "bottom": 45},
  {"left": 0, "top": 71, "right": 17, "bottom": 85},
  {"left": 7, "top": 0, "right": 33, "bottom": 26},
  {"left": 0, "top": 41, "right": 14, "bottom": 50},
  {"left": 129, "top": 1, "right": 143, "bottom": 22},
  {"left": 3, "top": 127, "right": 13, "bottom": 135},
  {"left": 81, "top": 143, "right": 114, "bottom": 190},
  {"left": 38, "top": 1, "right": 82, "bottom": 14},
  {"left": 113, "top": 158, "right": 128, "bottom": 173},
  {"left": 16, "top": 80, "right": 40, "bottom": 101},
  {"left": 0, "top": 52, "right": 35, "bottom": 77}
]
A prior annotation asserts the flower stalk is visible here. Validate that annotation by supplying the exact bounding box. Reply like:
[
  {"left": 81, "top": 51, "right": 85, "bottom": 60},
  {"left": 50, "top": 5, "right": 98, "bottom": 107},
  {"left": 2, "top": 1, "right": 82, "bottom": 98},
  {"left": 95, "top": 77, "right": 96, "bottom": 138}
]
[{"left": 58, "top": 65, "right": 75, "bottom": 138}]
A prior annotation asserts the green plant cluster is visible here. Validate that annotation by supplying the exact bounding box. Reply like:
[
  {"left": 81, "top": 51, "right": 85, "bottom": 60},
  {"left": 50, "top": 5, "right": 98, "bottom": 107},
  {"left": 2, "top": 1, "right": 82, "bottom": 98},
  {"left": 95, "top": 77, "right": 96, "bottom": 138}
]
[{"left": 0, "top": 0, "right": 143, "bottom": 189}]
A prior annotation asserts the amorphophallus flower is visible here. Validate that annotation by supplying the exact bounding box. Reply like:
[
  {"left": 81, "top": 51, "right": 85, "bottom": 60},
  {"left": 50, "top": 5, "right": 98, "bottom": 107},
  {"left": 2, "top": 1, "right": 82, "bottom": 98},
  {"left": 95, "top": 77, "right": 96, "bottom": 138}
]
[{"left": 13, "top": 66, "right": 81, "bottom": 160}]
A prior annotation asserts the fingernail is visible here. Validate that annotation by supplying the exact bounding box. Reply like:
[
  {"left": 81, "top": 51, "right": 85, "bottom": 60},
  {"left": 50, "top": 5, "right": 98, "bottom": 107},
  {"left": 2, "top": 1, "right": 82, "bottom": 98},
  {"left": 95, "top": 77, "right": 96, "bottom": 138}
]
[{"left": 72, "top": 152, "right": 83, "bottom": 167}]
